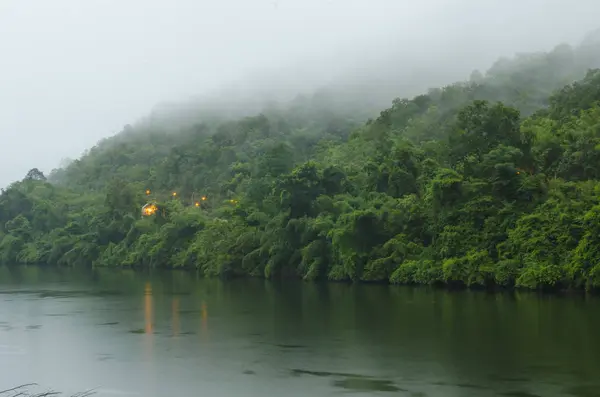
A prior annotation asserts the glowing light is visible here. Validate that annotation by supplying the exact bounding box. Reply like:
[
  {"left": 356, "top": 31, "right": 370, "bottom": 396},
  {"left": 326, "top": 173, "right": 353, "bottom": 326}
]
[
  {"left": 145, "top": 189, "right": 151, "bottom": 195},
  {"left": 172, "top": 192, "right": 177, "bottom": 197},
  {"left": 195, "top": 202, "right": 200, "bottom": 207},
  {"left": 142, "top": 203, "right": 158, "bottom": 216},
  {"left": 201, "top": 196, "right": 207, "bottom": 201}
]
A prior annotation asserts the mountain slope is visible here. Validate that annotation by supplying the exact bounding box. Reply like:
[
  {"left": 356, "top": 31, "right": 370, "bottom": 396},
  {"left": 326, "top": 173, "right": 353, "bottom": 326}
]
[{"left": 3, "top": 36, "right": 600, "bottom": 290}]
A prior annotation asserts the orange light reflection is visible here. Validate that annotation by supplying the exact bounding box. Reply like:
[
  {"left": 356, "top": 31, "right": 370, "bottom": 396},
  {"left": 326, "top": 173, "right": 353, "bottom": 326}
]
[
  {"left": 172, "top": 298, "right": 180, "bottom": 337},
  {"left": 144, "top": 282, "right": 153, "bottom": 334}
]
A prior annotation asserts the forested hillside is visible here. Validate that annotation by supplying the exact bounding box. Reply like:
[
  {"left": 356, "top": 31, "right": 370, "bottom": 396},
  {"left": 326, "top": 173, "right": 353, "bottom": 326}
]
[{"left": 3, "top": 37, "right": 600, "bottom": 290}]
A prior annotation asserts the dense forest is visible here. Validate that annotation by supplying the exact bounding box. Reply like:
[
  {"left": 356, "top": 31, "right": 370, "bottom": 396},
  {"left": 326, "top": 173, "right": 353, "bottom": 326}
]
[{"left": 3, "top": 35, "right": 600, "bottom": 290}]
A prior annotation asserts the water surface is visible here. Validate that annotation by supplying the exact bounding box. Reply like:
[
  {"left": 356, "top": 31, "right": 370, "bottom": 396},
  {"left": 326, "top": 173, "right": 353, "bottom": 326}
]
[{"left": 0, "top": 267, "right": 599, "bottom": 396}]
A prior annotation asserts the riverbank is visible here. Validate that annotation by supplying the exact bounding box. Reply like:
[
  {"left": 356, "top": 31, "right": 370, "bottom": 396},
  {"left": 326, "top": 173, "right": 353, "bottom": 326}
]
[{"left": 4, "top": 263, "right": 600, "bottom": 296}]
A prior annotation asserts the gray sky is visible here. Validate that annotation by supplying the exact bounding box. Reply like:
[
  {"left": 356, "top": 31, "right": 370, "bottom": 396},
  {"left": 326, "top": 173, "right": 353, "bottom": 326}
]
[{"left": 1, "top": 0, "right": 599, "bottom": 187}]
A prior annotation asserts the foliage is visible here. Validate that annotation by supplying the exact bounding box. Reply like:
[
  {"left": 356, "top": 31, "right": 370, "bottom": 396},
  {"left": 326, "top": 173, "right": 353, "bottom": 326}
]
[{"left": 3, "top": 38, "right": 600, "bottom": 290}]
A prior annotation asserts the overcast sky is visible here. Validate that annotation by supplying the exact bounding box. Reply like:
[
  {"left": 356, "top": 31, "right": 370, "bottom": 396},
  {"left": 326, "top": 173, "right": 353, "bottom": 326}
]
[{"left": 1, "top": 0, "right": 599, "bottom": 187}]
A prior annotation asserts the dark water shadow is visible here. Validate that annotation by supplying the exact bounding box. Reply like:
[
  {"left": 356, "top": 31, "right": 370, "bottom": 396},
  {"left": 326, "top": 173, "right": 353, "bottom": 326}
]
[
  {"left": 290, "top": 369, "right": 405, "bottom": 393},
  {"left": 275, "top": 344, "right": 307, "bottom": 349},
  {"left": 500, "top": 391, "right": 542, "bottom": 397},
  {"left": 129, "top": 328, "right": 159, "bottom": 334},
  {"left": 165, "top": 291, "right": 192, "bottom": 296},
  {"left": 563, "top": 384, "right": 600, "bottom": 397},
  {"left": 291, "top": 369, "right": 373, "bottom": 378},
  {"left": 178, "top": 309, "right": 203, "bottom": 314},
  {"left": 488, "top": 374, "right": 531, "bottom": 383},
  {"left": 332, "top": 378, "right": 407, "bottom": 393},
  {"left": 431, "top": 381, "right": 489, "bottom": 390}
]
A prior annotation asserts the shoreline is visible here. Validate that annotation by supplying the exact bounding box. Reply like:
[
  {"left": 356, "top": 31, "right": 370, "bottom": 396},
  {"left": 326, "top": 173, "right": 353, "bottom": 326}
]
[{"left": 4, "top": 263, "right": 599, "bottom": 296}]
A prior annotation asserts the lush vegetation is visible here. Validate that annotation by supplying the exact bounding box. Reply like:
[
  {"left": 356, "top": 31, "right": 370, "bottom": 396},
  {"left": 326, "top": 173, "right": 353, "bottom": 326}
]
[{"left": 3, "top": 37, "right": 600, "bottom": 290}]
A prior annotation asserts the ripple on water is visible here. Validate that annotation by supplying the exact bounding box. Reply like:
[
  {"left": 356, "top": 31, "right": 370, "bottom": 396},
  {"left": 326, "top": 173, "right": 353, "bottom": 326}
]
[
  {"left": 0, "top": 345, "right": 25, "bottom": 356},
  {"left": 97, "top": 353, "right": 114, "bottom": 361},
  {"left": 0, "top": 289, "right": 123, "bottom": 299},
  {"left": 0, "top": 322, "right": 13, "bottom": 331}
]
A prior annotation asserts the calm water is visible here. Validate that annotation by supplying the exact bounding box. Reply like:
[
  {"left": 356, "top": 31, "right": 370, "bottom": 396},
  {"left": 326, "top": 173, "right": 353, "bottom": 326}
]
[{"left": 0, "top": 267, "right": 599, "bottom": 397}]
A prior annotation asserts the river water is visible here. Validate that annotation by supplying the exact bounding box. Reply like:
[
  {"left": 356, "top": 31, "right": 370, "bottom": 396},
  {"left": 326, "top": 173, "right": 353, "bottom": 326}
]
[{"left": 0, "top": 266, "right": 599, "bottom": 397}]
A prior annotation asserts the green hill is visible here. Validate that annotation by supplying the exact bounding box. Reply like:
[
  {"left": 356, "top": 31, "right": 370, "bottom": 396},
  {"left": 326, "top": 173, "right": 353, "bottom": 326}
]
[{"left": 3, "top": 36, "right": 600, "bottom": 290}]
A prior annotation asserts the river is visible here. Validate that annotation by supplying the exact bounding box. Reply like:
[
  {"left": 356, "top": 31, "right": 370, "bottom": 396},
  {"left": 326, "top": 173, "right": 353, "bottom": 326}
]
[{"left": 0, "top": 266, "right": 599, "bottom": 397}]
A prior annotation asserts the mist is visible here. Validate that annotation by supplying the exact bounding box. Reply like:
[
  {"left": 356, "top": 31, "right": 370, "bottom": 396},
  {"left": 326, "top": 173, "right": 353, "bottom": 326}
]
[{"left": 1, "top": 0, "right": 600, "bottom": 188}]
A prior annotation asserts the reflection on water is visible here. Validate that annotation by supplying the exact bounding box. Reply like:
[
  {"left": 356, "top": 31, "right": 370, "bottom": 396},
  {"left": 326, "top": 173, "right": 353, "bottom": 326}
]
[
  {"left": 144, "top": 282, "right": 153, "bottom": 335},
  {"left": 0, "top": 267, "right": 599, "bottom": 397},
  {"left": 172, "top": 298, "right": 180, "bottom": 337},
  {"left": 200, "top": 300, "right": 208, "bottom": 341}
]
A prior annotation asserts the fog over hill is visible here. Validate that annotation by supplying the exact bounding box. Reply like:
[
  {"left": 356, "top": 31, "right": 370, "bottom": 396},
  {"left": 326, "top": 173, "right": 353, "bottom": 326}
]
[{"left": 2, "top": 0, "right": 600, "bottom": 187}]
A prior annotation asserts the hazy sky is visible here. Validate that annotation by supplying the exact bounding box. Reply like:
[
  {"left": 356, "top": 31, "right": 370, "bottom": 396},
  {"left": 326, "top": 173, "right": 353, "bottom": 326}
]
[{"left": 1, "top": 0, "right": 600, "bottom": 187}]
